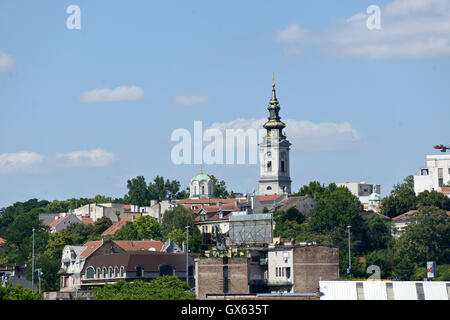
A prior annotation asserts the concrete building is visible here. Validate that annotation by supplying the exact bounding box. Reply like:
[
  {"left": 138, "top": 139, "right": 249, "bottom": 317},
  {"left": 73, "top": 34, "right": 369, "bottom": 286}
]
[
  {"left": 195, "top": 244, "right": 339, "bottom": 299},
  {"left": 337, "top": 182, "right": 381, "bottom": 207},
  {"left": 257, "top": 80, "right": 292, "bottom": 195},
  {"left": 271, "top": 195, "right": 316, "bottom": 216},
  {"left": 414, "top": 154, "right": 450, "bottom": 195},
  {"left": 48, "top": 213, "right": 83, "bottom": 233}
]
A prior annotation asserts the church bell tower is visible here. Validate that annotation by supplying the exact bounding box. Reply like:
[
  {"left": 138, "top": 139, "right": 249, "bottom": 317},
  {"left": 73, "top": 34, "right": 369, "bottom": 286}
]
[{"left": 257, "top": 77, "right": 292, "bottom": 195}]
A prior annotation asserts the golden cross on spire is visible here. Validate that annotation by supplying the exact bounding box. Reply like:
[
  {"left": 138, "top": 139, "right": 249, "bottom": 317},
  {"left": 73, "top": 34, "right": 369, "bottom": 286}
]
[{"left": 199, "top": 164, "right": 203, "bottom": 174}]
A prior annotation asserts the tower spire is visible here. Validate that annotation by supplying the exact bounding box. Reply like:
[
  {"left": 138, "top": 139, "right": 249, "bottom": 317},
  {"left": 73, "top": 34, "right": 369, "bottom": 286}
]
[{"left": 263, "top": 75, "right": 286, "bottom": 139}]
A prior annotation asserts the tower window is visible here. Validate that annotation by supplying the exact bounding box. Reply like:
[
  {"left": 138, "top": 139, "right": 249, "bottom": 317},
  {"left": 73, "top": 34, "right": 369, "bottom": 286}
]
[
  {"left": 281, "top": 161, "right": 285, "bottom": 172},
  {"left": 202, "top": 186, "right": 205, "bottom": 195},
  {"left": 267, "top": 161, "right": 272, "bottom": 172},
  {"left": 266, "top": 186, "right": 272, "bottom": 191}
]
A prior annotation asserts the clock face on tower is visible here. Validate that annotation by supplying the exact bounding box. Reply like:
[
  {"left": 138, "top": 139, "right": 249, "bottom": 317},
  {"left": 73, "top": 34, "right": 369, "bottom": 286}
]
[{"left": 266, "top": 151, "right": 271, "bottom": 157}]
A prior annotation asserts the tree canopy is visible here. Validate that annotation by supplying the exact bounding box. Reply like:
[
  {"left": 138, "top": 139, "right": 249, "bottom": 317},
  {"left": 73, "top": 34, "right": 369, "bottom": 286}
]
[{"left": 92, "top": 277, "right": 195, "bottom": 300}]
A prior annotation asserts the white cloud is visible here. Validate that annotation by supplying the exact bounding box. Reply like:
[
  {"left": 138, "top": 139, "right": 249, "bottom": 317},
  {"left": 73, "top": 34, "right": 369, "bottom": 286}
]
[
  {"left": 0, "top": 52, "right": 13, "bottom": 71},
  {"left": 56, "top": 149, "right": 116, "bottom": 167},
  {"left": 275, "top": 24, "right": 308, "bottom": 43},
  {"left": 0, "top": 152, "right": 44, "bottom": 173},
  {"left": 275, "top": 0, "right": 450, "bottom": 59},
  {"left": 79, "top": 85, "right": 145, "bottom": 103},
  {"left": 171, "top": 94, "right": 210, "bottom": 106},
  {"left": 208, "top": 118, "right": 367, "bottom": 152}
]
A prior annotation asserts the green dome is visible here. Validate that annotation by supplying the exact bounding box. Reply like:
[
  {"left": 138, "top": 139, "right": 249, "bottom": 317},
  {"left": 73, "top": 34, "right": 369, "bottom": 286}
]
[
  {"left": 368, "top": 192, "right": 381, "bottom": 201},
  {"left": 190, "top": 173, "right": 211, "bottom": 183}
]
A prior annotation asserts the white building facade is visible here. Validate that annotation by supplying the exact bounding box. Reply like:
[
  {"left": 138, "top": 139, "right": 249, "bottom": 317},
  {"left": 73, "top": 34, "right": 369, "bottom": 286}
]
[{"left": 414, "top": 154, "right": 450, "bottom": 195}]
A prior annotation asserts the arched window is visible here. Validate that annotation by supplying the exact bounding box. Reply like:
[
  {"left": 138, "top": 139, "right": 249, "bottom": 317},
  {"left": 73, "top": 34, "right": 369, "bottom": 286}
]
[
  {"left": 120, "top": 266, "right": 125, "bottom": 278},
  {"left": 267, "top": 161, "right": 272, "bottom": 172},
  {"left": 96, "top": 268, "right": 101, "bottom": 278},
  {"left": 159, "top": 264, "right": 174, "bottom": 276},
  {"left": 86, "top": 267, "right": 95, "bottom": 279},
  {"left": 202, "top": 185, "right": 205, "bottom": 195},
  {"left": 266, "top": 186, "right": 272, "bottom": 191},
  {"left": 103, "top": 267, "right": 107, "bottom": 278},
  {"left": 114, "top": 266, "right": 119, "bottom": 278},
  {"left": 109, "top": 267, "right": 113, "bottom": 278},
  {"left": 136, "top": 266, "right": 143, "bottom": 278}
]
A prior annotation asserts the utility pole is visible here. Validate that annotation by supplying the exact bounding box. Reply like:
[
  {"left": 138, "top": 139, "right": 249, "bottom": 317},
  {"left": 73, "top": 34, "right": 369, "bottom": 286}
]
[
  {"left": 185, "top": 225, "right": 190, "bottom": 286},
  {"left": 32, "top": 228, "right": 35, "bottom": 291},
  {"left": 347, "top": 225, "right": 352, "bottom": 276}
]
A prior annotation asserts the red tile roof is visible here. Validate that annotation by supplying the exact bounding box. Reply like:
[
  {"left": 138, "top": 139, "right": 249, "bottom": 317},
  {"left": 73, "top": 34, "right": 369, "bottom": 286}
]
[
  {"left": 80, "top": 241, "right": 103, "bottom": 258},
  {"left": 123, "top": 204, "right": 131, "bottom": 211},
  {"left": 81, "top": 217, "right": 95, "bottom": 226},
  {"left": 176, "top": 198, "right": 244, "bottom": 205},
  {"left": 258, "top": 194, "right": 284, "bottom": 202},
  {"left": 113, "top": 240, "right": 164, "bottom": 252},
  {"left": 101, "top": 217, "right": 134, "bottom": 236}
]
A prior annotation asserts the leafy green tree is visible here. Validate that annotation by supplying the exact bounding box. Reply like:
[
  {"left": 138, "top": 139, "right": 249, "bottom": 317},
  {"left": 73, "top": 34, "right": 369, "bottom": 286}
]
[
  {"left": 292, "top": 181, "right": 327, "bottom": 200},
  {"left": 125, "top": 176, "right": 151, "bottom": 206},
  {"left": 209, "top": 175, "right": 230, "bottom": 198},
  {"left": 93, "top": 277, "right": 195, "bottom": 300},
  {"left": 65, "top": 222, "right": 95, "bottom": 244},
  {"left": 161, "top": 206, "right": 195, "bottom": 236},
  {"left": 380, "top": 175, "right": 417, "bottom": 218},
  {"left": 309, "top": 185, "right": 362, "bottom": 233},
  {"left": 416, "top": 190, "right": 450, "bottom": 210},
  {"left": 113, "top": 222, "right": 140, "bottom": 241},
  {"left": 359, "top": 213, "right": 394, "bottom": 252},
  {"left": 133, "top": 216, "right": 163, "bottom": 240},
  {"left": 166, "top": 228, "right": 186, "bottom": 248},
  {"left": 274, "top": 207, "right": 305, "bottom": 225},
  {"left": 393, "top": 206, "right": 450, "bottom": 280},
  {"left": 92, "top": 216, "right": 113, "bottom": 235},
  {"left": 44, "top": 231, "right": 72, "bottom": 260},
  {"left": 0, "top": 284, "right": 42, "bottom": 300}
]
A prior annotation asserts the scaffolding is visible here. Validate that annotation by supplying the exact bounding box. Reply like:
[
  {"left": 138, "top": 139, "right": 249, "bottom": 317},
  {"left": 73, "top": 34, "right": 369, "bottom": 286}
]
[{"left": 228, "top": 214, "right": 273, "bottom": 246}]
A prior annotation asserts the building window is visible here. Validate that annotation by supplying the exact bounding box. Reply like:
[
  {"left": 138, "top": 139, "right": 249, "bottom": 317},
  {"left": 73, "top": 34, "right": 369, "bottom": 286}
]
[
  {"left": 114, "top": 267, "right": 119, "bottom": 278},
  {"left": 266, "top": 186, "right": 272, "bottom": 191},
  {"left": 120, "top": 266, "right": 125, "bottom": 278},
  {"left": 267, "top": 161, "right": 272, "bottom": 172},
  {"left": 202, "top": 186, "right": 205, "bottom": 195},
  {"left": 103, "top": 267, "right": 107, "bottom": 278},
  {"left": 96, "top": 268, "right": 101, "bottom": 278},
  {"left": 86, "top": 267, "right": 95, "bottom": 279},
  {"left": 159, "top": 264, "right": 174, "bottom": 276},
  {"left": 281, "top": 161, "right": 285, "bottom": 172},
  {"left": 286, "top": 267, "right": 291, "bottom": 279},
  {"left": 136, "top": 266, "right": 143, "bottom": 278}
]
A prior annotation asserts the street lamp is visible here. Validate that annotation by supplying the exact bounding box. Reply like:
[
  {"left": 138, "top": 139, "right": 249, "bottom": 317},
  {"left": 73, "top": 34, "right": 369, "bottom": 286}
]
[
  {"left": 185, "top": 225, "right": 191, "bottom": 285},
  {"left": 347, "top": 225, "right": 351, "bottom": 276}
]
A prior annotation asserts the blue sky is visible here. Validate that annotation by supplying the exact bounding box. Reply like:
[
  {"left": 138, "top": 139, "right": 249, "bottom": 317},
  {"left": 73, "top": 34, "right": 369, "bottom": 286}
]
[{"left": 1, "top": 0, "right": 449, "bottom": 207}]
